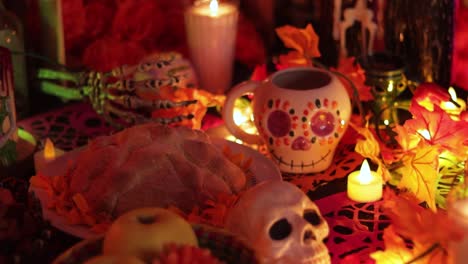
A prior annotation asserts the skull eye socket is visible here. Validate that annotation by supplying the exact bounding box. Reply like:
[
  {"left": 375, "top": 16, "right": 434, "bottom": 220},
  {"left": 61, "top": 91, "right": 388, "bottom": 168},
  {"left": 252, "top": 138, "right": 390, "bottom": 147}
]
[
  {"left": 310, "top": 111, "right": 335, "bottom": 137},
  {"left": 303, "top": 210, "right": 322, "bottom": 226},
  {"left": 269, "top": 218, "right": 292, "bottom": 240},
  {"left": 267, "top": 110, "right": 291, "bottom": 137}
]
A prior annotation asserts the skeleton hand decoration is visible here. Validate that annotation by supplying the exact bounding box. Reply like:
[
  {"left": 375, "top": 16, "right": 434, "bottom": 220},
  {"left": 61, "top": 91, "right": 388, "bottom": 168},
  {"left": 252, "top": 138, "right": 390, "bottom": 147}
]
[
  {"left": 226, "top": 180, "right": 331, "bottom": 264},
  {"left": 39, "top": 52, "right": 220, "bottom": 129}
]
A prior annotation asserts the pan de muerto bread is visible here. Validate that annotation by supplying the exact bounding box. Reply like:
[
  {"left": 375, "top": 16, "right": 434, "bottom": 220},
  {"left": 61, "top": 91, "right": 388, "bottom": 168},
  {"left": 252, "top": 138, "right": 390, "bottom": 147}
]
[{"left": 67, "top": 123, "right": 246, "bottom": 217}]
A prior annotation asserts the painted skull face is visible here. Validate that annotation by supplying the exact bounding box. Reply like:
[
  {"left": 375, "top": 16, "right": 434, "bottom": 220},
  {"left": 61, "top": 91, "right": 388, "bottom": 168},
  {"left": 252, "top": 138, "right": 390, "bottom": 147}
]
[{"left": 253, "top": 69, "right": 351, "bottom": 173}]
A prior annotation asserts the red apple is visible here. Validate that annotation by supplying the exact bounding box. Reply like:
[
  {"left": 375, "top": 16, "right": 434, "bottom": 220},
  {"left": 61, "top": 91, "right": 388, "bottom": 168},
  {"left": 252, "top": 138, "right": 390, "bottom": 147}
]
[{"left": 102, "top": 207, "right": 198, "bottom": 262}]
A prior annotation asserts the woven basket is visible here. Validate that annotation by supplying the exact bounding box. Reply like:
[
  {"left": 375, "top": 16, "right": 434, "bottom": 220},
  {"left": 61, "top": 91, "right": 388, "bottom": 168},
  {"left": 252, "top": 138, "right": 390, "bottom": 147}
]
[{"left": 53, "top": 224, "right": 259, "bottom": 264}]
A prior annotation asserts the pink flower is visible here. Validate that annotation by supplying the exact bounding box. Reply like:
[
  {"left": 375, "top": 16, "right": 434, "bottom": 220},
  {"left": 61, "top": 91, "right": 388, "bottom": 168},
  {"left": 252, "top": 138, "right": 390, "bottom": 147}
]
[
  {"left": 83, "top": 36, "right": 146, "bottom": 72},
  {"left": 62, "top": 0, "right": 86, "bottom": 52},
  {"left": 111, "top": 0, "right": 165, "bottom": 47},
  {"left": 235, "top": 14, "right": 266, "bottom": 68},
  {"left": 84, "top": 2, "right": 115, "bottom": 40},
  {"left": 0, "top": 188, "right": 14, "bottom": 206}
]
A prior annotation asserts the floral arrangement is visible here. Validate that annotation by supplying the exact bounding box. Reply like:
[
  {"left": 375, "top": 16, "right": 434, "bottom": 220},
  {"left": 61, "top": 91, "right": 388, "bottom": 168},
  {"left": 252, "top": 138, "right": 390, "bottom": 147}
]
[
  {"left": 266, "top": 23, "right": 468, "bottom": 263},
  {"left": 61, "top": 0, "right": 266, "bottom": 72}
]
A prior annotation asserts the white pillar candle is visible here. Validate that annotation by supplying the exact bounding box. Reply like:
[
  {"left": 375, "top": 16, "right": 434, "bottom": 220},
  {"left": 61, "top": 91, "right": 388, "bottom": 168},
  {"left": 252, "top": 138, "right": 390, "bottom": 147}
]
[
  {"left": 347, "top": 159, "right": 383, "bottom": 203},
  {"left": 185, "top": 0, "right": 239, "bottom": 95}
]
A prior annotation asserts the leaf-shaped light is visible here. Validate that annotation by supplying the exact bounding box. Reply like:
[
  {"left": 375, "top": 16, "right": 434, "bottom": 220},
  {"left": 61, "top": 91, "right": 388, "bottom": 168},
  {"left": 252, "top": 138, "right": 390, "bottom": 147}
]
[
  {"left": 371, "top": 190, "right": 463, "bottom": 264},
  {"left": 396, "top": 141, "right": 439, "bottom": 211},
  {"left": 405, "top": 103, "right": 468, "bottom": 160}
]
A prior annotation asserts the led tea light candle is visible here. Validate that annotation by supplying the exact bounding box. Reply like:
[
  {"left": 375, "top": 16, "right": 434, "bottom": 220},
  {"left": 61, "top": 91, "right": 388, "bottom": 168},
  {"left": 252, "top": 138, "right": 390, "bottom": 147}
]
[
  {"left": 441, "top": 87, "right": 466, "bottom": 119},
  {"left": 347, "top": 159, "right": 383, "bottom": 203},
  {"left": 34, "top": 138, "right": 64, "bottom": 174},
  {"left": 184, "top": 0, "right": 239, "bottom": 94}
]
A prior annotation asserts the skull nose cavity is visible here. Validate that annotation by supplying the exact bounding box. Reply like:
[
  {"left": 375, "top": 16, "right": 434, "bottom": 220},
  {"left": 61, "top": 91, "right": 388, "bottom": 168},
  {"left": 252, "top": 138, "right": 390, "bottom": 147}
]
[
  {"left": 303, "top": 230, "right": 316, "bottom": 243},
  {"left": 292, "top": 136, "right": 311, "bottom": 151}
]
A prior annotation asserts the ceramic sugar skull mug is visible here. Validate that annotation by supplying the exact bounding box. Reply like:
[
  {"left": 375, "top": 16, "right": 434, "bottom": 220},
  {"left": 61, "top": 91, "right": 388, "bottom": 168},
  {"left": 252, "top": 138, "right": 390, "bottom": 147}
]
[{"left": 223, "top": 67, "right": 351, "bottom": 174}]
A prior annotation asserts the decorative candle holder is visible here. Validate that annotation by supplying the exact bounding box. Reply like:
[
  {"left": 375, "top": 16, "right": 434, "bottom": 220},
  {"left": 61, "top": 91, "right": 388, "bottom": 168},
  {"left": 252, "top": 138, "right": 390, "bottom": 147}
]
[
  {"left": 358, "top": 53, "right": 409, "bottom": 128},
  {"left": 184, "top": 0, "right": 239, "bottom": 95}
]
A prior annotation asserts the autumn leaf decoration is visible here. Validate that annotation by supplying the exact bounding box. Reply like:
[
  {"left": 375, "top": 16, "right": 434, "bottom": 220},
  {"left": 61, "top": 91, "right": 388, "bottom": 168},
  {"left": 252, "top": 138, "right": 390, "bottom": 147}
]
[
  {"left": 249, "top": 24, "right": 322, "bottom": 82},
  {"left": 371, "top": 190, "right": 463, "bottom": 264},
  {"left": 353, "top": 83, "right": 467, "bottom": 211},
  {"left": 274, "top": 24, "right": 367, "bottom": 123},
  {"left": 275, "top": 24, "right": 321, "bottom": 59}
]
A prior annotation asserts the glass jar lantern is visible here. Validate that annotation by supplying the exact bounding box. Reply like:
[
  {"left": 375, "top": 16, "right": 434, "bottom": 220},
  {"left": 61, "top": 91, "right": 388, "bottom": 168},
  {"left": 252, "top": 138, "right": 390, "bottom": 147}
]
[{"left": 358, "top": 53, "right": 408, "bottom": 127}]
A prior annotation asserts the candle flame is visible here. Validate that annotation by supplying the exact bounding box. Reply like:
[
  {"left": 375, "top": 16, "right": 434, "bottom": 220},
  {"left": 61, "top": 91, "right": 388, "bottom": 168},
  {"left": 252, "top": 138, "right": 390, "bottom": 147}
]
[
  {"left": 418, "top": 129, "right": 431, "bottom": 140},
  {"left": 209, "top": 0, "right": 219, "bottom": 15},
  {"left": 357, "top": 159, "right": 372, "bottom": 184},
  {"left": 233, "top": 107, "right": 249, "bottom": 126},
  {"left": 448, "top": 87, "right": 458, "bottom": 101},
  {"left": 44, "top": 138, "right": 56, "bottom": 160},
  {"left": 387, "top": 80, "right": 394, "bottom": 92},
  {"left": 233, "top": 103, "right": 258, "bottom": 135}
]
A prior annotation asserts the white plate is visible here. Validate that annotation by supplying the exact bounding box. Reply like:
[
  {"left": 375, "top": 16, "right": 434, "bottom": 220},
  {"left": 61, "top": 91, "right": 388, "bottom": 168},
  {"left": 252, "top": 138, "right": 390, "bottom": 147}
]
[{"left": 30, "top": 138, "right": 281, "bottom": 239}]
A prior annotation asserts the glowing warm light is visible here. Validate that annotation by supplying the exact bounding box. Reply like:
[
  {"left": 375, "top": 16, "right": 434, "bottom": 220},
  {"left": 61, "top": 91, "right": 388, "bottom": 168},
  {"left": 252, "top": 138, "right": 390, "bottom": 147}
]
[
  {"left": 347, "top": 159, "right": 383, "bottom": 202},
  {"left": 233, "top": 107, "right": 249, "bottom": 125},
  {"left": 34, "top": 138, "right": 65, "bottom": 175},
  {"left": 209, "top": 0, "right": 219, "bottom": 16},
  {"left": 418, "top": 129, "right": 431, "bottom": 140},
  {"left": 356, "top": 160, "right": 372, "bottom": 184},
  {"left": 387, "top": 80, "right": 394, "bottom": 92},
  {"left": 44, "top": 138, "right": 56, "bottom": 160},
  {"left": 233, "top": 105, "right": 258, "bottom": 135},
  {"left": 449, "top": 87, "right": 458, "bottom": 101},
  {"left": 383, "top": 119, "right": 389, "bottom": 126},
  {"left": 440, "top": 87, "right": 466, "bottom": 120},
  {"left": 340, "top": 120, "right": 346, "bottom": 126}
]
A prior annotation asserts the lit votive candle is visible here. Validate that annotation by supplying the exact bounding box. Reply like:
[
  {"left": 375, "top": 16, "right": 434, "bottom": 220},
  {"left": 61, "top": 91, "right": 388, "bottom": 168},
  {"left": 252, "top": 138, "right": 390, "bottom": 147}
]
[
  {"left": 440, "top": 87, "right": 467, "bottom": 119},
  {"left": 33, "top": 138, "right": 64, "bottom": 175},
  {"left": 347, "top": 159, "right": 383, "bottom": 203},
  {"left": 184, "top": 0, "right": 239, "bottom": 95}
]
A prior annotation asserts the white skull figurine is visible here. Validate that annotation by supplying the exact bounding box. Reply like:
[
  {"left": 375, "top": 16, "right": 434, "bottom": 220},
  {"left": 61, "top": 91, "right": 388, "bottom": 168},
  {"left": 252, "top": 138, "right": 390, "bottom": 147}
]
[{"left": 225, "top": 180, "right": 330, "bottom": 264}]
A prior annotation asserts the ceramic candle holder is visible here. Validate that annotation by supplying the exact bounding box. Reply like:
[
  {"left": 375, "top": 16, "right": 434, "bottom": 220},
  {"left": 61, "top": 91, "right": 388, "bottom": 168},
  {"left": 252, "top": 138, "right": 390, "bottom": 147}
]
[{"left": 223, "top": 67, "right": 351, "bottom": 174}]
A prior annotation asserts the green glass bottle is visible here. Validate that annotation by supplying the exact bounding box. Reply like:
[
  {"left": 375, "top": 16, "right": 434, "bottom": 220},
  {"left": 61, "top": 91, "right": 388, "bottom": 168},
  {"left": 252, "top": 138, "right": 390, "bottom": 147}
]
[
  {"left": 0, "top": 46, "right": 18, "bottom": 170},
  {"left": 0, "top": 0, "right": 28, "bottom": 119}
]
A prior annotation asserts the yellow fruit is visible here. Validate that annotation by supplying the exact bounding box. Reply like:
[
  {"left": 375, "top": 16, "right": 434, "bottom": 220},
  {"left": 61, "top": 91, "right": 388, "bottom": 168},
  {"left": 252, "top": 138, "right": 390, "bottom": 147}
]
[
  {"left": 83, "top": 255, "right": 144, "bottom": 264},
  {"left": 102, "top": 207, "right": 198, "bottom": 262}
]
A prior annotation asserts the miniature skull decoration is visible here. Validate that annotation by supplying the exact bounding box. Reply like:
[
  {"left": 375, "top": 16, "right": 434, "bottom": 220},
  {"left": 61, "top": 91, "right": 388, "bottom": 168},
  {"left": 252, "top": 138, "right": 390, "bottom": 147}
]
[{"left": 225, "top": 180, "right": 330, "bottom": 264}]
